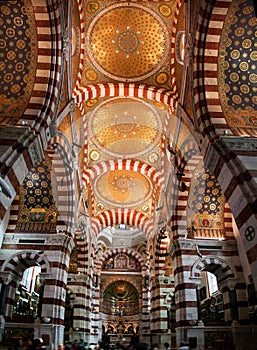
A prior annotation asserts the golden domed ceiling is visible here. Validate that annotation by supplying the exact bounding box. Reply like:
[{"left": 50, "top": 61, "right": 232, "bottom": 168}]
[
  {"left": 81, "top": 0, "right": 177, "bottom": 89},
  {"left": 76, "top": 0, "right": 179, "bottom": 227},
  {"left": 86, "top": 3, "right": 170, "bottom": 82},
  {"left": 88, "top": 97, "right": 162, "bottom": 160},
  {"left": 93, "top": 169, "right": 153, "bottom": 211}
]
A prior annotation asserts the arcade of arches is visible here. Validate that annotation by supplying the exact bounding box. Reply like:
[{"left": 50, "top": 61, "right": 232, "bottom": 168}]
[{"left": 0, "top": 0, "right": 257, "bottom": 349}]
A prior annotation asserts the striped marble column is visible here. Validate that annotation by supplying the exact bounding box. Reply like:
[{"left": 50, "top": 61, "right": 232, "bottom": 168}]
[{"left": 205, "top": 137, "right": 257, "bottom": 288}]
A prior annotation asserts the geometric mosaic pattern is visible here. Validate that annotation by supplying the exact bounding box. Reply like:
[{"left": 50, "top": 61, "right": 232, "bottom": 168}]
[
  {"left": 219, "top": 0, "right": 257, "bottom": 132},
  {"left": 0, "top": 0, "right": 37, "bottom": 123},
  {"left": 15, "top": 157, "right": 57, "bottom": 233}
]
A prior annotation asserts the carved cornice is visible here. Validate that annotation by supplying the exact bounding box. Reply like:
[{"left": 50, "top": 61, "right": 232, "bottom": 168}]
[
  {"left": 205, "top": 136, "right": 257, "bottom": 174},
  {"left": 222, "top": 136, "right": 257, "bottom": 151},
  {"left": 0, "top": 271, "right": 20, "bottom": 285},
  {"left": 170, "top": 239, "right": 195, "bottom": 255},
  {"left": 3, "top": 233, "right": 74, "bottom": 252}
]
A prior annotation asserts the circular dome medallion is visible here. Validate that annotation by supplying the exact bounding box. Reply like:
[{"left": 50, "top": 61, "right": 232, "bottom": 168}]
[
  {"left": 86, "top": 3, "right": 170, "bottom": 82},
  {"left": 88, "top": 97, "right": 162, "bottom": 158},
  {"left": 94, "top": 170, "right": 153, "bottom": 208}
]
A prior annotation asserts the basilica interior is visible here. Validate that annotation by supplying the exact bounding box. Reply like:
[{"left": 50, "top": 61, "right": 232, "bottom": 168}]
[{"left": 0, "top": 0, "right": 257, "bottom": 349}]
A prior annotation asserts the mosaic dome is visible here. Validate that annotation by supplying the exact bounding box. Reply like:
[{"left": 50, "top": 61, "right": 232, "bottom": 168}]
[
  {"left": 88, "top": 97, "right": 162, "bottom": 158},
  {"left": 86, "top": 2, "right": 170, "bottom": 82},
  {"left": 94, "top": 170, "right": 153, "bottom": 208}
]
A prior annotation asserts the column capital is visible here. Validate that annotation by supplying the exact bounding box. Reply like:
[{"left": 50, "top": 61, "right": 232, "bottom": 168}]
[{"left": 0, "top": 271, "right": 20, "bottom": 285}]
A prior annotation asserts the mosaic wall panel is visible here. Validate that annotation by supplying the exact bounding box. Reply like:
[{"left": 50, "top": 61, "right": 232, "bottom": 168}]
[
  {"left": 0, "top": 0, "right": 37, "bottom": 124},
  {"left": 187, "top": 161, "right": 225, "bottom": 233},
  {"left": 16, "top": 157, "right": 57, "bottom": 233},
  {"left": 219, "top": 0, "right": 257, "bottom": 134}
]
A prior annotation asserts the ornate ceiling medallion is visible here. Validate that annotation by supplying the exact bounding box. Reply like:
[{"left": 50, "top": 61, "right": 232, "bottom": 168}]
[
  {"left": 94, "top": 170, "right": 153, "bottom": 208},
  {"left": 88, "top": 97, "right": 162, "bottom": 158},
  {"left": 86, "top": 2, "right": 170, "bottom": 82}
]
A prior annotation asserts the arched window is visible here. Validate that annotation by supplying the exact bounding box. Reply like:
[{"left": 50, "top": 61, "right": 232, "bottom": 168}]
[
  {"left": 13, "top": 266, "right": 41, "bottom": 319},
  {"left": 207, "top": 272, "right": 218, "bottom": 295},
  {"left": 200, "top": 271, "right": 224, "bottom": 324}
]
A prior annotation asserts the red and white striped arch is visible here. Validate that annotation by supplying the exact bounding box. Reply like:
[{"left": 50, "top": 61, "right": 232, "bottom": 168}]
[
  {"left": 1, "top": 251, "right": 50, "bottom": 277},
  {"left": 91, "top": 209, "right": 154, "bottom": 238},
  {"left": 191, "top": 256, "right": 237, "bottom": 283},
  {"left": 73, "top": 0, "right": 182, "bottom": 109},
  {"left": 21, "top": 0, "right": 63, "bottom": 130},
  {"left": 170, "top": 0, "right": 182, "bottom": 95},
  {"left": 193, "top": 0, "right": 232, "bottom": 141},
  {"left": 74, "top": 82, "right": 178, "bottom": 109},
  {"left": 83, "top": 159, "right": 165, "bottom": 189},
  {"left": 94, "top": 247, "right": 146, "bottom": 274}
]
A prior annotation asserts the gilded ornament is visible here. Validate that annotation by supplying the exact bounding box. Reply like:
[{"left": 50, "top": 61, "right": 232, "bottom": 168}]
[
  {"left": 11, "top": 85, "right": 20, "bottom": 93},
  {"left": 14, "top": 16, "right": 23, "bottom": 26},
  {"left": 86, "top": 98, "right": 98, "bottom": 108},
  {"left": 239, "top": 62, "right": 248, "bottom": 71},
  {"left": 28, "top": 197, "right": 35, "bottom": 204},
  {"left": 230, "top": 72, "right": 239, "bottom": 82},
  {"left": 35, "top": 189, "right": 42, "bottom": 196},
  {"left": 249, "top": 17, "right": 257, "bottom": 26},
  {"left": 235, "top": 27, "right": 244, "bottom": 36},
  {"left": 0, "top": 39, "right": 6, "bottom": 48},
  {"left": 86, "top": 3, "right": 170, "bottom": 82},
  {"left": 240, "top": 84, "right": 249, "bottom": 94},
  {"left": 204, "top": 195, "right": 210, "bottom": 203},
  {"left": 85, "top": 68, "right": 98, "bottom": 81},
  {"left": 252, "top": 96, "right": 257, "bottom": 105},
  {"left": 224, "top": 83, "right": 230, "bottom": 93},
  {"left": 155, "top": 71, "right": 168, "bottom": 85},
  {"left": 142, "top": 204, "right": 149, "bottom": 213},
  {"left": 243, "top": 5, "right": 254, "bottom": 15},
  {"left": 250, "top": 51, "right": 257, "bottom": 60},
  {"left": 231, "top": 49, "right": 240, "bottom": 59},
  {"left": 232, "top": 95, "right": 242, "bottom": 104},
  {"left": 227, "top": 114, "right": 246, "bottom": 126},
  {"left": 42, "top": 197, "right": 49, "bottom": 204},
  {"left": 249, "top": 73, "right": 257, "bottom": 83},
  {"left": 159, "top": 4, "right": 171, "bottom": 17},
  {"left": 89, "top": 149, "right": 100, "bottom": 161},
  {"left": 0, "top": 0, "right": 37, "bottom": 122},
  {"left": 6, "top": 28, "right": 15, "bottom": 38},
  {"left": 1, "top": 5, "right": 10, "bottom": 15},
  {"left": 242, "top": 38, "right": 252, "bottom": 48},
  {"left": 148, "top": 152, "right": 159, "bottom": 164},
  {"left": 86, "top": 1, "right": 99, "bottom": 14},
  {"left": 96, "top": 202, "right": 104, "bottom": 210}
]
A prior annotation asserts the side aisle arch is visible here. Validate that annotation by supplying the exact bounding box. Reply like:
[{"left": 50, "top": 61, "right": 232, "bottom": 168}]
[
  {"left": 94, "top": 247, "right": 146, "bottom": 274},
  {"left": 91, "top": 209, "right": 154, "bottom": 238},
  {"left": 191, "top": 256, "right": 237, "bottom": 285}
]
